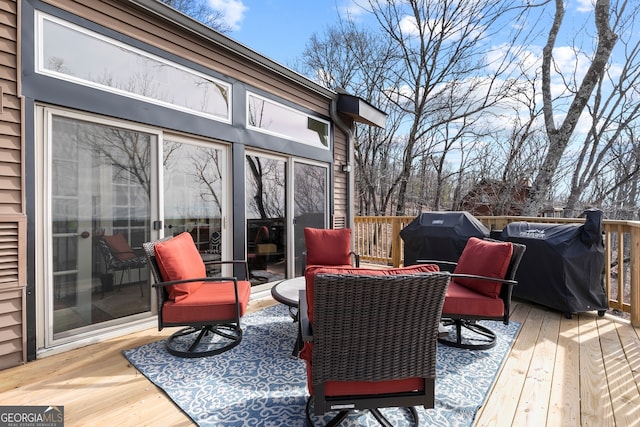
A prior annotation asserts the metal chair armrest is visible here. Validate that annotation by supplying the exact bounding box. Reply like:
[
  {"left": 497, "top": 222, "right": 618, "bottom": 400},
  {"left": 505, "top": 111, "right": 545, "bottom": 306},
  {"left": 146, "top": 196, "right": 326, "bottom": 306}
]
[
  {"left": 152, "top": 276, "right": 239, "bottom": 289},
  {"left": 417, "top": 259, "right": 457, "bottom": 267},
  {"left": 450, "top": 273, "right": 517, "bottom": 286},
  {"left": 202, "top": 259, "right": 250, "bottom": 280}
]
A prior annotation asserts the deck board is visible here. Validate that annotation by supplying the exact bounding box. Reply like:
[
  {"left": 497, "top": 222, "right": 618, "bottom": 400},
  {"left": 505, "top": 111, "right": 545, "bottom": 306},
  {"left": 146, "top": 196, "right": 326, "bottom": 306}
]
[
  {"left": 1, "top": 298, "right": 639, "bottom": 426},
  {"left": 512, "top": 309, "right": 559, "bottom": 426},
  {"left": 546, "top": 315, "right": 580, "bottom": 426},
  {"left": 476, "top": 303, "right": 541, "bottom": 426},
  {"left": 580, "top": 314, "right": 615, "bottom": 426},
  {"left": 600, "top": 317, "right": 640, "bottom": 427}
]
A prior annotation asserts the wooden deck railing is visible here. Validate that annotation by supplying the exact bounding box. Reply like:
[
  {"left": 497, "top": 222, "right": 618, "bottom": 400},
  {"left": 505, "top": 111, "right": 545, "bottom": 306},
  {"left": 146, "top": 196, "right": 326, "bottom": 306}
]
[{"left": 353, "top": 215, "right": 640, "bottom": 327}]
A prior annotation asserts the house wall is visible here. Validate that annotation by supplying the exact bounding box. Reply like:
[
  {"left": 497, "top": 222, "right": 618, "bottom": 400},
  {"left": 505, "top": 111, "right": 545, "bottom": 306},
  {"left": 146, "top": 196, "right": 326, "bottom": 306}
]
[
  {"left": 0, "top": 0, "right": 27, "bottom": 370},
  {"left": 0, "top": 0, "right": 352, "bottom": 369}
]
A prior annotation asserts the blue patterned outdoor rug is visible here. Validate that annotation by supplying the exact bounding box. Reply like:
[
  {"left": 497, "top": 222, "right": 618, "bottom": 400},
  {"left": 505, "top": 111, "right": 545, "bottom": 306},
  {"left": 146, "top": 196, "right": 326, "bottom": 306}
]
[{"left": 123, "top": 304, "right": 520, "bottom": 426}]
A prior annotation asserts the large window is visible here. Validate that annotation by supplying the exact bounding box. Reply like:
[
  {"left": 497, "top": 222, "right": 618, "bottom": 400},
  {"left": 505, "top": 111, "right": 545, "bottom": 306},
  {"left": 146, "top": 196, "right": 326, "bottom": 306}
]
[
  {"left": 247, "top": 93, "right": 330, "bottom": 149},
  {"left": 36, "top": 12, "right": 231, "bottom": 121}
]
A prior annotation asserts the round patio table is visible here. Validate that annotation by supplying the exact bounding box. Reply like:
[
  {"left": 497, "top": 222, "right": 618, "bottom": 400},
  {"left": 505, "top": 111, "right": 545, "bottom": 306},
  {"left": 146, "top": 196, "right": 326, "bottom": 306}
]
[
  {"left": 270, "top": 276, "right": 305, "bottom": 318},
  {"left": 270, "top": 276, "right": 305, "bottom": 356}
]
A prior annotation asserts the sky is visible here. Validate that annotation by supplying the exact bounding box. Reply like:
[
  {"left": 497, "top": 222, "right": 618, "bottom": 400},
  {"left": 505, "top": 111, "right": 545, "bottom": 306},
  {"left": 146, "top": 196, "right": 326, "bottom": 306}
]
[
  {"left": 209, "top": 0, "right": 360, "bottom": 67},
  {"left": 210, "top": 0, "right": 611, "bottom": 76},
  {"left": 207, "top": 0, "right": 632, "bottom": 135}
]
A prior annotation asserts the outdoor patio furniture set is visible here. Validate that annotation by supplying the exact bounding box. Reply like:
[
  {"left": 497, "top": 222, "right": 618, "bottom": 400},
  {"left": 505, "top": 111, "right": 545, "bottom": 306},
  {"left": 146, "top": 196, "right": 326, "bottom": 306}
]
[{"left": 142, "top": 226, "right": 525, "bottom": 426}]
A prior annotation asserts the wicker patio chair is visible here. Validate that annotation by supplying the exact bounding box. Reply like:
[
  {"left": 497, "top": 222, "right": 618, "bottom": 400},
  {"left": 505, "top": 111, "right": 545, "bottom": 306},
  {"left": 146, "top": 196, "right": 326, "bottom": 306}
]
[{"left": 300, "top": 272, "right": 450, "bottom": 426}]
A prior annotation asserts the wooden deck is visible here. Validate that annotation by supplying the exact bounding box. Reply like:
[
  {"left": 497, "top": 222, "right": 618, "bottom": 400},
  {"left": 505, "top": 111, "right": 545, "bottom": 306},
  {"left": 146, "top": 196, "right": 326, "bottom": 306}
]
[{"left": 1, "top": 297, "right": 639, "bottom": 426}]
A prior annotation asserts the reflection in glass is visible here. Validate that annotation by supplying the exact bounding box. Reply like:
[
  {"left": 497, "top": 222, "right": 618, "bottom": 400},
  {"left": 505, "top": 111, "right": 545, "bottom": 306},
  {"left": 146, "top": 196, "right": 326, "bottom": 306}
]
[
  {"left": 51, "top": 116, "right": 151, "bottom": 339},
  {"left": 294, "top": 163, "right": 327, "bottom": 275},
  {"left": 163, "top": 141, "right": 224, "bottom": 264},
  {"left": 39, "top": 14, "right": 230, "bottom": 120},
  {"left": 245, "top": 155, "right": 287, "bottom": 285},
  {"left": 247, "top": 93, "right": 329, "bottom": 149}
]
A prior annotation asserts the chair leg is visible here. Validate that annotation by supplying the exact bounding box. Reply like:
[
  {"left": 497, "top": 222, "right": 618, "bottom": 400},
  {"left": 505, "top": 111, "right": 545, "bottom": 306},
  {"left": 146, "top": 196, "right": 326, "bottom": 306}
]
[
  {"left": 166, "top": 324, "right": 243, "bottom": 358},
  {"left": 138, "top": 267, "right": 144, "bottom": 297},
  {"left": 370, "top": 407, "right": 418, "bottom": 427},
  {"left": 438, "top": 319, "right": 497, "bottom": 350},
  {"left": 370, "top": 409, "right": 394, "bottom": 427},
  {"left": 305, "top": 398, "right": 349, "bottom": 427},
  {"left": 305, "top": 396, "right": 419, "bottom": 427}
]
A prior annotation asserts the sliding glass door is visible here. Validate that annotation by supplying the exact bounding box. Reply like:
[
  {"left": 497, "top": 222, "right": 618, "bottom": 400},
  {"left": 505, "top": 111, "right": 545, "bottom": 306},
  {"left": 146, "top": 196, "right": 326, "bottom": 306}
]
[
  {"left": 162, "top": 137, "right": 228, "bottom": 265},
  {"left": 245, "top": 153, "right": 328, "bottom": 282},
  {"left": 245, "top": 153, "right": 287, "bottom": 284},
  {"left": 42, "top": 110, "right": 230, "bottom": 348},
  {"left": 47, "top": 112, "right": 153, "bottom": 342},
  {"left": 293, "top": 162, "right": 327, "bottom": 275}
]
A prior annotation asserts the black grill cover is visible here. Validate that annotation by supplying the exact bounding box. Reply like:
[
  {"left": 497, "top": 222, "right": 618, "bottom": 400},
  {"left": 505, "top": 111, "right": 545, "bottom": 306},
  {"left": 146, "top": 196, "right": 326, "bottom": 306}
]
[
  {"left": 500, "top": 209, "right": 608, "bottom": 314},
  {"left": 400, "top": 211, "right": 489, "bottom": 267}
]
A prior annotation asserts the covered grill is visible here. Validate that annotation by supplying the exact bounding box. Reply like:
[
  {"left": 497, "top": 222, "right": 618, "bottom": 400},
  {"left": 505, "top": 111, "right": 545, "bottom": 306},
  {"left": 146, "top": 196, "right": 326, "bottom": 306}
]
[
  {"left": 400, "top": 211, "right": 490, "bottom": 269},
  {"left": 500, "top": 209, "right": 608, "bottom": 317}
]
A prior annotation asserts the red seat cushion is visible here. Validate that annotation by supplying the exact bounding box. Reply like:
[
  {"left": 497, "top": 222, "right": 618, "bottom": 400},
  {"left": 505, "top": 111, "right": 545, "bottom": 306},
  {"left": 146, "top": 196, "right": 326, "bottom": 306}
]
[
  {"left": 154, "top": 232, "right": 206, "bottom": 302},
  {"left": 442, "top": 280, "right": 505, "bottom": 317},
  {"left": 323, "top": 378, "right": 424, "bottom": 396},
  {"left": 304, "top": 228, "right": 352, "bottom": 266},
  {"left": 103, "top": 234, "right": 136, "bottom": 261},
  {"left": 453, "top": 237, "right": 513, "bottom": 298},
  {"left": 162, "top": 280, "right": 251, "bottom": 323},
  {"left": 303, "top": 264, "right": 441, "bottom": 324},
  {"left": 300, "top": 353, "right": 424, "bottom": 396}
]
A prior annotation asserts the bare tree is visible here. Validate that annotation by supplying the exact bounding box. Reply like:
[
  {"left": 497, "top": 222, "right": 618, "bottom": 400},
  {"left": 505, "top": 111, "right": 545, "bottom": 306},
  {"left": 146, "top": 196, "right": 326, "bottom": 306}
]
[
  {"left": 562, "top": 8, "right": 640, "bottom": 216},
  {"left": 300, "top": 21, "right": 404, "bottom": 216},
  {"left": 365, "top": 0, "right": 526, "bottom": 215},
  {"left": 159, "top": 0, "right": 232, "bottom": 33},
  {"left": 523, "top": 0, "right": 621, "bottom": 215}
]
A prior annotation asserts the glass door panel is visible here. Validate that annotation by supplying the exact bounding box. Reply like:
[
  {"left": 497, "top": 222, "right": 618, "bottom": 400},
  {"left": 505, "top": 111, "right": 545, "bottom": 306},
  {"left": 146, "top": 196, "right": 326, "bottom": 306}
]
[
  {"left": 162, "top": 139, "right": 226, "bottom": 266},
  {"left": 50, "top": 115, "right": 152, "bottom": 340},
  {"left": 245, "top": 154, "right": 286, "bottom": 285},
  {"left": 293, "top": 162, "right": 327, "bottom": 275}
]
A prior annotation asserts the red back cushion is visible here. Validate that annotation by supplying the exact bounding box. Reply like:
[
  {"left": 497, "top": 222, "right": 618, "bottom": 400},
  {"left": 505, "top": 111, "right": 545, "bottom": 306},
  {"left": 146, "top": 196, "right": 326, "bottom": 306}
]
[
  {"left": 303, "top": 264, "right": 440, "bottom": 324},
  {"left": 103, "top": 234, "right": 136, "bottom": 261},
  {"left": 453, "top": 237, "right": 513, "bottom": 298},
  {"left": 154, "top": 232, "right": 206, "bottom": 302},
  {"left": 304, "top": 228, "right": 352, "bottom": 266}
]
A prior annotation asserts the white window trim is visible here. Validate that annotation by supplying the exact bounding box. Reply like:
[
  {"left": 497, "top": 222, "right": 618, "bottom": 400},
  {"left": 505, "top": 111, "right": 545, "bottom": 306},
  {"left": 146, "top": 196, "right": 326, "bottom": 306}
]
[
  {"left": 35, "top": 11, "right": 232, "bottom": 123},
  {"left": 246, "top": 92, "right": 330, "bottom": 149}
]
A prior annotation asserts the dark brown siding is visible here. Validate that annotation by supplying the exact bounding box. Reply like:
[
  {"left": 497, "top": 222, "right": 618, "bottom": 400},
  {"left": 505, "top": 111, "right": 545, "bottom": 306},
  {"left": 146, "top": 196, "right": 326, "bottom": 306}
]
[{"left": 0, "top": 0, "right": 26, "bottom": 370}]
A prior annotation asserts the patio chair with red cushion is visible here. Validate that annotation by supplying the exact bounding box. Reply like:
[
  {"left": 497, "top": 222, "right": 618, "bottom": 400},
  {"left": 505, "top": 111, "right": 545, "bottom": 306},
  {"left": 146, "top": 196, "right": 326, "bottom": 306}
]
[
  {"left": 143, "top": 232, "right": 251, "bottom": 358},
  {"left": 421, "top": 237, "right": 526, "bottom": 350},
  {"left": 299, "top": 271, "right": 450, "bottom": 426}
]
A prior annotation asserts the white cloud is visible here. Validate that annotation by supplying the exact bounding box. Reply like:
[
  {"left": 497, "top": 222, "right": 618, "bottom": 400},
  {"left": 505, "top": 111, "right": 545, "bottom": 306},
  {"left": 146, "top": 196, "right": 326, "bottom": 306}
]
[
  {"left": 399, "top": 15, "right": 420, "bottom": 36},
  {"left": 339, "top": 0, "right": 369, "bottom": 18},
  {"left": 208, "top": 0, "right": 248, "bottom": 31},
  {"left": 575, "top": 0, "right": 594, "bottom": 13}
]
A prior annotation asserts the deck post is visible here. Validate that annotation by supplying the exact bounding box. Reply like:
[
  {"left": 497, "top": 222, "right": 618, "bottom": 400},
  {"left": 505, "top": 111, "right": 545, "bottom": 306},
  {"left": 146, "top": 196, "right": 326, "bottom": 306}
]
[
  {"left": 391, "top": 218, "right": 402, "bottom": 267},
  {"left": 630, "top": 226, "right": 640, "bottom": 327}
]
